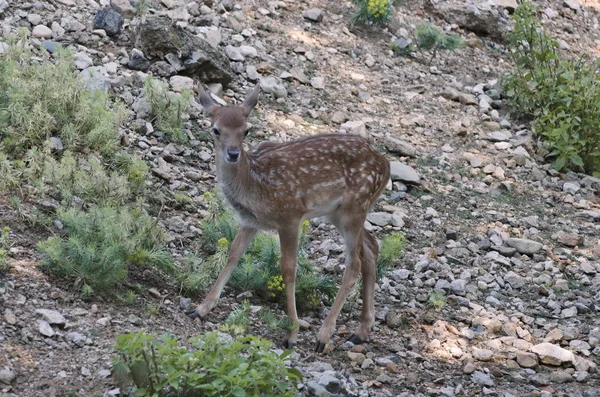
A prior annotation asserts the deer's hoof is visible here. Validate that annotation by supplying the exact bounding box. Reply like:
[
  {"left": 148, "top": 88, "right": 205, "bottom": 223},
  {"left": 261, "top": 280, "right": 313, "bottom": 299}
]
[
  {"left": 314, "top": 340, "right": 327, "bottom": 353},
  {"left": 185, "top": 310, "right": 204, "bottom": 320},
  {"left": 283, "top": 340, "right": 296, "bottom": 349},
  {"left": 346, "top": 334, "right": 365, "bottom": 345}
]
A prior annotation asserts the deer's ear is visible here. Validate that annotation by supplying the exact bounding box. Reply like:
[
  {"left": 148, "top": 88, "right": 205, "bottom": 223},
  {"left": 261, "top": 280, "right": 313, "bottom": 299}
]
[
  {"left": 241, "top": 84, "right": 260, "bottom": 117},
  {"left": 196, "top": 83, "right": 218, "bottom": 116}
]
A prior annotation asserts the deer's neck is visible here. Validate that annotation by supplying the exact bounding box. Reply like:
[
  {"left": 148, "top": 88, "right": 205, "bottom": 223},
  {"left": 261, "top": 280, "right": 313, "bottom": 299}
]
[{"left": 215, "top": 150, "right": 253, "bottom": 200}]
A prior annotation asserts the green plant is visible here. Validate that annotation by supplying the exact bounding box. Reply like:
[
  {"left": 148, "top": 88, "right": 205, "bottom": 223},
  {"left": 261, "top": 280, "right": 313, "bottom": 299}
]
[
  {"left": 0, "top": 226, "right": 10, "bottom": 274},
  {"left": 502, "top": 2, "right": 600, "bottom": 174},
  {"left": 427, "top": 291, "right": 446, "bottom": 310},
  {"left": 38, "top": 206, "right": 174, "bottom": 297},
  {"left": 220, "top": 300, "right": 251, "bottom": 335},
  {"left": 0, "top": 29, "right": 127, "bottom": 158},
  {"left": 414, "top": 22, "right": 463, "bottom": 64},
  {"left": 144, "top": 77, "right": 192, "bottom": 144},
  {"left": 178, "top": 238, "right": 229, "bottom": 295},
  {"left": 112, "top": 330, "right": 302, "bottom": 397},
  {"left": 376, "top": 232, "right": 405, "bottom": 281},
  {"left": 350, "top": 0, "right": 401, "bottom": 25}
]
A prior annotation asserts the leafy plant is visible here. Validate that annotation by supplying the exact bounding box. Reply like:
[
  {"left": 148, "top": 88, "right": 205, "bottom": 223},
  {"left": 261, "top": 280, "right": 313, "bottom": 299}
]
[
  {"left": 144, "top": 77, "right": 192, "bottom": 144},
  {"left": 220, "top": 300, "right": 252, "bottom": 335},
  {"left": 502, "top": 2, "right": 600, "bottom": 174},
  {"left": 112, "top": 330, "right": 302, "bottom": 397},
  {"left": 0, "top": 29, "right": 127, "bottom": 158},
  {"left": 376, "top": 232, "right": 405, "bottom": 281},
  {"left": 350, "top": 0, "right": 401, "bottom": 25},
  {"left": 0, "top": 226, "right": 11, "bottom": 274},
  {"left": 38, "top": 206, "right": 174, "bottom": 297},
  {"left": 412, "top": 22, "right": 463, "bottom": 64},
  {"left": 427, "top": 291, "right": 447, "bottom": 310}
]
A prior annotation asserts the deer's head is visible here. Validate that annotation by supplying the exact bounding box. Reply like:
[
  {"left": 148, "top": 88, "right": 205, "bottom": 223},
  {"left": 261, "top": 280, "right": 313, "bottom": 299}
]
[{"left": 197, "top": 84, "right": 260, "bottom": 164}]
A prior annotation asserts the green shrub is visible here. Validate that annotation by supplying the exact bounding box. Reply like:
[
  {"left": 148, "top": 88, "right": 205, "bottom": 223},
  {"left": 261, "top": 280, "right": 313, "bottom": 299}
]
[
  {"left": 376, "top": 232, "right": 405, "bottom": 281},
  {"left": 38, "top": 206, "right": 174, "bottom": 297},
  {"left": 0, "top": 226, "right": 11, "bottom": 274},
  {"left": 350, "top": 0, "right": 401, "bottom": 25},
  {"left": 112, "top": 329, "right": 302, "bottom": 397},
  {"left": 389, "top": 22, "right": 463, "bottom": 63},
  {"left": 0, "top": 29, "right": 127, "bottom": 158},
  {"left": 502, "top": 2, "right": 600, "bottom": 174},
  {"left": 144, "top": 77, "right": 192, "bottom": 144},
  {"left": 220, "top": 300, "right": 252, "bottom": 335}
]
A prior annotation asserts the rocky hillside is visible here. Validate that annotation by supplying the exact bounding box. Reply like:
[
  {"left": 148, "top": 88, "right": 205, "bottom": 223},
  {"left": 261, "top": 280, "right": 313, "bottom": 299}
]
[{"left": 1, "top": 0, "right": 600, "bottom": 396}]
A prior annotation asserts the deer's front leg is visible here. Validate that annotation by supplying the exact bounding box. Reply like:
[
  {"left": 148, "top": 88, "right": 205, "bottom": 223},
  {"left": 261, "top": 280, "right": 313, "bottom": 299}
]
[
  {"left": 278, "top": 225, "right": 300, "bottom": 348},
  {"left": 187, "top": 226, "right": 257, "bottom": 320}
]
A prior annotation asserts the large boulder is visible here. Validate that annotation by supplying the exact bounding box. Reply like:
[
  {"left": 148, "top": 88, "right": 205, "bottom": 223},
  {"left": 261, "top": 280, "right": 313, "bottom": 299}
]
[
  {"left": 134, "top": 15, "right": 234, "bottom": 85},
  {"left": 425, "top": 0, "right": 511, "bottom": 41}
]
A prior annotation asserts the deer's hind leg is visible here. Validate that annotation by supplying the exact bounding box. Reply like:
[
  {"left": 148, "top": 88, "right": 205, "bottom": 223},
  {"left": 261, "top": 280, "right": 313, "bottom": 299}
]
[
  {"left": 347, "top": 229, "right": 378, "bottom": 345},
  {"left": 315, "top": 208, "right": 365, "bottom": 353}
]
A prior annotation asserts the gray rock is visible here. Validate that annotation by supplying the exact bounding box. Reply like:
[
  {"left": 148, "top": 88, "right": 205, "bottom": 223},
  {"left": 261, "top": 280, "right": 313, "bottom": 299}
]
[
  {"left": 551, "top": 370, "right": 574, "bottom": 383},
  {"left": 473, "top": 348, "right": 493, "bottom": 361},
  {"left": 93, "top": 7, "right": 124, "bottom": 37},
  {"left": 0, "top": 368, "right": 15, "bottom": 385},
  {"left": 306, "top": 381, "right": 331, "bottom": 397},
  {"left": 42, "top": 40, "right": 62, "bottom": 53},
  {"left": 165, "top": 216, "right": 187, "bottom": 233},
  {"left": 239, "top": 45, "right": 257, "bottom": 58},
  {"left": 383, "top": 136, "right": 417, "bottom": 157},
  {"left": 487, "top": 130, "right": 512, "bottom": 142},
  {"left": 35, "top": 309, "right": 66, "bottom": 325},
  {"left": 27, "top": 14, "right": 42, "bottom": 25},
  {"left": 504, "top": 271, "right": 525, "bottom": 289},
  {"left": 318, "top": 371, "right": 341, "bottom": 393},
  {"left": 67, "top": 332, "right": 86, "bottom": 347},
  {"left": 516, "top": 351, "right": 538, "bottom": 368},
  {"left": 331, "top": 111, "right": 347, "bottom": 124},
  {"left": 302, "top": 8, "right": 324, "bottom": 22},
  {"left": 564, "top": 0, "right": 580, "bottom": 10},
  {"left": 135, "top": 15, "right": 234, "bottom": 85},
  {"left": 80, "top": 66, "right": 111, "bottom": 93},
  {"left": 367, "top": 212, "right": 392, "bottom": 226},
  {"left": 441, "top": 87, "right": 478, "bottom": 105},
  {"left": 225, "top": 45, "right": 245, "bottom": 61},
  {"left": 426, "top": 0, "right": 510, "bottom": 41},
  {"left": 471, "top": 371, "right": 494, "bottom": 386},
  {"left": 128, "top": 49, "right": 150, "bottom": 71},
  {"left": 38, "top": 320, "right": 54, "bottom": 337},
  {"left": 531, "top": 342, "right": 575, "bottom": 366},
  {"left": 110, "top": 0, "right": 135, "bottom": 18},
  {"left": 49, "top": 137, "right": 63, "bottom": 151},
  {"left": 505, "top": 238, "right": 543, "bottom": 255},
  {"left": 390, "top": 162, "right": 421, "bottom": 185},
  {"left": 340, "top": 120, "right": 366, "bottom": 138},
  {"left": 260, "top": 76, "right": 287, "bottom": 98},
  {"left": 32, "top": 25, "right": 53, "bottom": 39},
  {"left": 311, "top": 76, "right": 325, "bottom": 90},
  {"left": 563, "top": 181, "right": 581, "bottom": 194},
  {"left": 74, "top": 51, "right": 93, "bottom": 70},
  {"left": 385, "top": 311, "right": 402, "bottom": 329},
  {"left": 450, "top": 279, "right": 467, "bottom": 296}
]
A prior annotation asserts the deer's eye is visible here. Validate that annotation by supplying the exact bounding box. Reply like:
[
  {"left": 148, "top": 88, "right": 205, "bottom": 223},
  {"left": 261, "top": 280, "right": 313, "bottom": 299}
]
[
  {"left": 212, "top": 127, "right": 220, "bottom": 136},
  {"left": 244, "top": 127, "right": 250, "bottom": 136}
]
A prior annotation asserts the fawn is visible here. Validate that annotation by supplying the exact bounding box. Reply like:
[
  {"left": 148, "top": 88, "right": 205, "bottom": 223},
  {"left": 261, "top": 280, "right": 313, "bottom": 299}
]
[{"left": 187, "top": 83, "right": 391, "bottom": 352}]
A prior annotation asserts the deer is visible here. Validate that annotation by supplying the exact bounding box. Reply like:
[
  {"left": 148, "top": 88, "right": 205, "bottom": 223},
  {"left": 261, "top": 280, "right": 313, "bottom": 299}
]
[{"left": 187, "top": 83, "right": 391, "bottom": 353}]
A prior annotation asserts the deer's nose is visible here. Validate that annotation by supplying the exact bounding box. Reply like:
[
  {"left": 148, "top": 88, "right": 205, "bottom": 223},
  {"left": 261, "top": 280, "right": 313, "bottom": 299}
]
[{"left": 226, "top": 147, "right": 240, "bottom": 162}]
